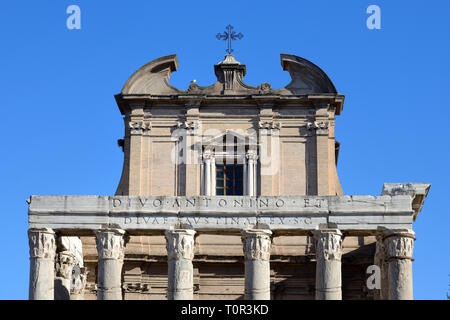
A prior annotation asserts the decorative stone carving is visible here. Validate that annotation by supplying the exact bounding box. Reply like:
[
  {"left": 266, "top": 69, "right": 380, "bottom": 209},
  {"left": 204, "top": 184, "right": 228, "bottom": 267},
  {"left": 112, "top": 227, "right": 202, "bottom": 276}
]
[
  {"left": 202, "top": 149, "right": 214, "bottom": 161},
  {"left": 28, "top": 228, "right": 56, "bottom": 300},
  {"left": 246, "top": 150, "right": 259, "bottom": 161},
  {"left": 128, "top": 120, "right": 151, "bottom": 135},
  {"left": 382, "top": 229, "right": 415, "bottom": 300},
  {"left": 383, "top": 230, "right": 415, "bottom": 261},
  {"left": 123, "top": 282, "right": 150, "bottom": 293},
  {"left": 55, "top": 251, "right": 75, "bottom": 279},
  {"left": 95, "top": 229, "right": 126, "bottom": 261},
  {"left": 187, "top": 81, "right": 201, "bottom": 93},
  {"left": 307, "top": 121, "right": 329, "bottom": 132},
  {"left": 312, "top": 228, "right": 343, "bottom": 300},
  {"left": 258, "top": 121, "right": 281, "bottom": 131},
  {"left": 242, "top": 229, "right": 272, "bottom": 261},
  {"left": 71, "top": 266, "right": 88, "bottom": 297},
  {"left": 312, "top": 229, "right": 343, "bottom": 261},
  {"left": 165, "top": 229, "right": 196, "bottom": 260},
  {"left": 28, "top": 228, "right": 56, "bottom": 259},
  {"left": 177, "top": 120, "right": 200, "bottom": 131},
  {"left": 258, "top": 82, "right": 272, "bottom": 94},
  {"left": 95, "top": 229, "right": 127, "bottom": 260},
  {"left": 95, "top": 228, "right": 127, "bottom": 300},
  {"left": 242, "top": 229, "right": 272, "bottom": 300}
]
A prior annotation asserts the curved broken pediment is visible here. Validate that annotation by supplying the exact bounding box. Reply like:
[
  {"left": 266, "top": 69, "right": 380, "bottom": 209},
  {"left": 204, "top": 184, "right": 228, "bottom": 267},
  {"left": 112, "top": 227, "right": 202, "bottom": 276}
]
[
  {"left": 119, "top": 53, "right": 338, "bottom": 96},
  {"left": 121, "top": 54, "right": 181, "bottom": 95},
  {"left": 277, "top": 54, "right": 337, "bottom": 94}
]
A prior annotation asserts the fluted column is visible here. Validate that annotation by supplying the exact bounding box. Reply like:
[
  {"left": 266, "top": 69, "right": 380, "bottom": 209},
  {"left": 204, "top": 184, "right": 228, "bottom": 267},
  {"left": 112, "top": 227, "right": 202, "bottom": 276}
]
[
  {"left": 165, "top": 229, "right": 196, "bottom": 300},
  {"left": 28, "top": 228, "right": 56, "bottom": 300},
  {"left": 374, "top": 235, "right": 389, "bottom": 299},
  {"left": 242, "top": 229, "right": 272, "bottom": 300},
  {"left": 95, "top": 228, "right": 127, "bottom": 300},
  {"left": 312, "top": 228, "right": 343, "bottom": 300},
  {"left": 54, "top": 250, "right": 75, "bottom": 300},
  {"left": 383, "top": 229, "right": 415, "bottom": 300}
]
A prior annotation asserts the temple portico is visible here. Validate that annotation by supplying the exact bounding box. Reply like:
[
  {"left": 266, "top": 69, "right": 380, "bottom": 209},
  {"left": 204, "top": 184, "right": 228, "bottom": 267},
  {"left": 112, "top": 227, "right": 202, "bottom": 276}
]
[{"left": 27, "top": 183, "right": 429, "bottom": 300}]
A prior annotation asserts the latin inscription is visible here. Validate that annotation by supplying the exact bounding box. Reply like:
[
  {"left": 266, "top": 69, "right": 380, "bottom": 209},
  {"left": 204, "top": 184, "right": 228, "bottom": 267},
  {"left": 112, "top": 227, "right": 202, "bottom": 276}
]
[{"left": 110, "top": 196, "right": 327, "bottom": 210}]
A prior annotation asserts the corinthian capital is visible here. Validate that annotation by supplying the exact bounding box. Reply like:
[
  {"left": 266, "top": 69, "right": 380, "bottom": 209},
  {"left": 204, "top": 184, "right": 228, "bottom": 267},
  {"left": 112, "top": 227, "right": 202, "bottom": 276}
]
[
  {"left": 383, "top": 229, "right": 415, "bottom": 261},
  {"left": 55, "top": 251, "right": 75, "bottom": 279},
  {"left": 165, "top": 229, "right": 196, "bottom": 260},
  {"left": 312, "top": 229, "right": 343, "bottom": 261},
  {"left": 242, "top": 229, "right": 272, "bottom": 261},
  {"left": 28, "top": 228, "right": 56, "bottom": 259},
  {"left": 246, "top": 150, "right": 258, "bottom": 161},
  {"left": 95, "top": 229, "right": 126, "bottom": 260}
]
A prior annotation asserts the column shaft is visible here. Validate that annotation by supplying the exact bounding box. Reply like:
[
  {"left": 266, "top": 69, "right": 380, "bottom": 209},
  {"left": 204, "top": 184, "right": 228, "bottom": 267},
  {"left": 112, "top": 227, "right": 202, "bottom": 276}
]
[
  {"left": 383, "top": 229, "right": 415, "bottom": 300},
  {"left": 165, "top": 229, "right": 196, "bottom": 300},
  {"left": 242, "top": 229, "right": 272, "bottom": 300},
  {"left": 205, "top": 159, "right": 211, "bottom": 196},
  {"left": 312, "top": 228, "right": 343, "bottom": 300},
  {"left": 211, "top": 157, "right": 216, "bottom": 196},
  {"left": 28, "top": 228, "right": 56, "bottom": 300},
  {"left": 95, "top": 229, "right": 126, "bottom": 300}
]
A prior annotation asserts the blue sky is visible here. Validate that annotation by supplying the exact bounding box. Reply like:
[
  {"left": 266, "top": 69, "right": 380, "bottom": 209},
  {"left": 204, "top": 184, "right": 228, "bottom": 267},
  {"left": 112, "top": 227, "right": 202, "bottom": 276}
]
[{"left": 0, "top": 1, "right": 448, "bottom": 299}]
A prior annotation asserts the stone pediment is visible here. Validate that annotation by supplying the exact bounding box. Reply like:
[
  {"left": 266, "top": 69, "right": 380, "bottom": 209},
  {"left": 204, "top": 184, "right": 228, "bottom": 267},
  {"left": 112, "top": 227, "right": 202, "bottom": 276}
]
[
  {"left": 201, "top": 130, "right": 258, "bottom": 148},
  {"left": 119, "top": 53, "right": 338, "bottom": 96}
]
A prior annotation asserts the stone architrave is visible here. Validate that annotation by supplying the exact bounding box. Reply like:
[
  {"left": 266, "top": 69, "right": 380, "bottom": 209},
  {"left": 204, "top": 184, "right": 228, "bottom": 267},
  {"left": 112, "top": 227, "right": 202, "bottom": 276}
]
[
  {"left": 165, "top": 229, "right": 196, "bottom": 300},
  {"left": 95, "top": 228, "right": 127, "bottom": 300},
  {"left": 28, "top": 228, "right": 56, "bottom": 300},
  {"left": 241, "top": 229, "right": 272, "bottom": 300},
  {"left": 383, "top": 229, "right": 415, "bottom": 300},
  {"left": 312, "top": 228, "right": 343, "bottom": 300}
]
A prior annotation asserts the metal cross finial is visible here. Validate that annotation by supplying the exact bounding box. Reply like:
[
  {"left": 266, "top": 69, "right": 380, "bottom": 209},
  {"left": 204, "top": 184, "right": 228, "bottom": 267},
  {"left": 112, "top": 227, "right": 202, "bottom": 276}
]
[{"left": 216, "top": 25, "right": 243, "bottom": 54}]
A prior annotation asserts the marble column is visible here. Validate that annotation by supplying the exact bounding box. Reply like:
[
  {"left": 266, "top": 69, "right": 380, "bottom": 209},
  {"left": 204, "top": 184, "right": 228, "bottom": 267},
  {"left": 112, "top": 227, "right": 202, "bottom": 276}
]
[
  {"left": 28, "top": 228, "right": 57, "bottom": 300},
  {"left": 383, "top": 229, "right": 415, "bottom": 300},
  {"left": 246, "top": 151, "right": 258, "bottom": 196},
  {"left": 374, "top": 235, "right": 389, "bottom": 299},
  {"left": 241, "top": 229, "right": 272, "bottom": 300},
  {"left": 204, "top": 151, "right": 212, "bottom": 196},
  {"left": 165, "top": 229, "right": 196, "bottom": 300},
  {"left": 54, "top": 250, "right": 75, "bottom": 300},
  {"left": 312, "top": 228, "right": 343, "bottom": 300},
  {"left": 95, "top": 228, "right": 127, "bottom": 300},
  {"left": 211, "top": 156, "right": 216, "bottom": 196}
]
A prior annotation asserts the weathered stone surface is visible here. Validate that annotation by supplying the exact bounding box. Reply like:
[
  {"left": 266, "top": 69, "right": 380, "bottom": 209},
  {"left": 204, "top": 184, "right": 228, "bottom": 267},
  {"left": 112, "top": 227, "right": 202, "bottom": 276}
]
[
  {"left": 242, "top": 229, "right": 272, "bottom": 300},
  {"left": 382, "top": 229, "right": 415, "bottom": 300},
  {"left": 312, "top": 228, "right": 343, "bottom": 300},
  {"left": 95, "top": 229, "right": 127, "bottom": 300},
  {"left": 165, "top": 229, "right": 196, "bottom": 300},
  {"left": 28, "top": 228, "right": 56, "bottom": 300},
  {"left": 28, "top": 195, "right": 416, "bottom": 234}
]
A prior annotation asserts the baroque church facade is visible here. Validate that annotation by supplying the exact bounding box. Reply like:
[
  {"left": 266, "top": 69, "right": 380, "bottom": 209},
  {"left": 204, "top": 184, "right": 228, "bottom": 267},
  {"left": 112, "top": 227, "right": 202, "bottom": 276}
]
[{"left": 27, "top": 53, "right": 430, "bottom": 300}]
